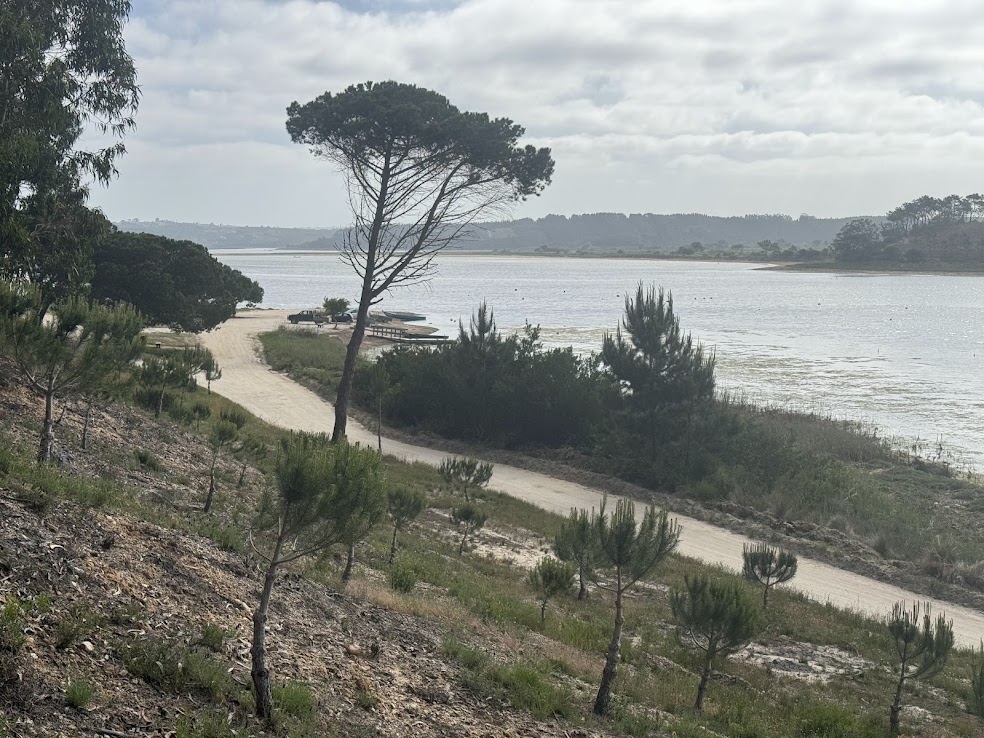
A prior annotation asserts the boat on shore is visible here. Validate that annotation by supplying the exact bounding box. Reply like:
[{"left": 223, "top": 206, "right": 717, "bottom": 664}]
[{"left": 383, "top": 310, "right": 427, "bottom": 321}]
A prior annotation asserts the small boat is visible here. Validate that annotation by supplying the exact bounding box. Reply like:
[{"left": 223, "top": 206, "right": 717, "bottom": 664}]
[{"left": 383, "top": 310, "right": 426, "bottom": 322}]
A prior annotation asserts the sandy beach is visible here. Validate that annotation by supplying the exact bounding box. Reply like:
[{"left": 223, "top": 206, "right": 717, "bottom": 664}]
[{"left": 194, "top": 309, "right": 984, "bottom": 647}]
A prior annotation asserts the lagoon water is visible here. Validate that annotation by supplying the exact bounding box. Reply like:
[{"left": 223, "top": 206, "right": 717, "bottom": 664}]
[{"left": 214, "top": 251, "right": 984, "bottom": 468}]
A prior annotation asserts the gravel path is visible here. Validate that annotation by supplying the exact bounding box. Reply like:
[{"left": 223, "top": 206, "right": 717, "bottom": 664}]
[{"left": 199, "top": 310, "right": 984, "bottom": 647}]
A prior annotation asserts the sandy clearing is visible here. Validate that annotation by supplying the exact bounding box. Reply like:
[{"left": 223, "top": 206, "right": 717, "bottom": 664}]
[{"left": 196, "top": 310, "right": 984, "bottom": 648}]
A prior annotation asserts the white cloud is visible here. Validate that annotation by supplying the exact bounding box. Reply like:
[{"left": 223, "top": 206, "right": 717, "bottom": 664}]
[{"left": 87, "top": 0, "right": 984, "bottom": 226}]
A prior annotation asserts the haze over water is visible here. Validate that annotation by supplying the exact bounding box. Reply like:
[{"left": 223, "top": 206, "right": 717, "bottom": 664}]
[{"left": 215, "top": 251, "right": 984, "bottom": 469}]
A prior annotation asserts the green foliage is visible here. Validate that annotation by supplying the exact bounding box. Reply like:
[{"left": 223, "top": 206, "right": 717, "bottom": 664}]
[
  {"left": 272, "top": 682, "right": 316, "bottom": 719},
  {"left": 54, "top": 607, "right": 102, "bottom": 650},
  {"left": 671, "top": 574, "right": 762, "bottom": 710},
  {"left": 0, "top": 598, "right": 27, "bottom": 653},
  {"left": 601, "top": 282, "right": 715, "bottom": 480},
  {"left": 357, "top": 308, "right": 605, "bottom": 447},
  {"left": 322, "top": 297, "right": 350, "bottom": 315},
  {"left": 439, "top": 456, "right": 493, "bottom": 500},
  {"left": 288, "top": 81, "right": 553, "bottom": 441},
  {"left": 887, "top": 602, "right": 954, "bottom": 734},
  {"left": 197, "top": 623, "right": 234, "bottom": 653},
  {"left": 134, "top": 448, "right": 164, "bottom": 472},
  {"left": 91, "top": 231, "right": 263, "bottom": 332},
  {"left": 259, "top": 326, "right": 348, "bottom": 396},
  {"left": 219, "top": 407, "right": 249, "bottom": 431},
  {"left": 387, "top": 486, "right": 426, "bottom": 561},
  {"left": 65, "top": 678, "right": 95, "bottom": 709},
  {"left": 793, "top": 702, "right": 882, "bottom": 738},
  {"left": 451, "top": 502, "right": 488, "bottom": 556},
  {"left": 592, "top": 497, "right": 680, "bottom": 716},
  {"left": 138, "top": 354, "right": 196, "bottom": 418},
  {"left": 0, "top": 282, "right": 144, "bottom": 461},
  {"left": 527, "top": 556, "right": 575, "bottom": 622},
  {"left": 554, "top": 507, "right": 600, "bottom": 601},
  {"left": 972, "top": 642, "right": 984, "bottom": 721},
  {"left": 832, "top": 219, "right": 883, "bottom": 262},
  {"left": 0, "top": 0, "right": 138, "bottom": 290},
  {"left": 742, "top": 543, "right": 798, "bottom": 609},
  {"left": 191, "top": 402, "right": 212, "bottom": 429},
  {"left": 388, "top": 559, "right": 418, "bottom": 594},
  {"left": 121, "top": 635, "right": 236, "bottom": 702}
]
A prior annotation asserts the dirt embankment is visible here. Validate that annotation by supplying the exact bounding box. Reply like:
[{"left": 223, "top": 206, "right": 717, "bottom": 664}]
[{"left": 196, "top": 311, "right": 984, "bottom": 648}]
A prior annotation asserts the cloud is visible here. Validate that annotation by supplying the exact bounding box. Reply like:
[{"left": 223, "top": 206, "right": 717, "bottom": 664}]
[{"left": 87, "top": 0, "right": 984, "bottom": 226}]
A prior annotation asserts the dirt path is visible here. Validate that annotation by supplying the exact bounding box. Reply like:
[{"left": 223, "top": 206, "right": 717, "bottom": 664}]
[{"left": 198, "top": 310, "right": 984, "bottom": 648}]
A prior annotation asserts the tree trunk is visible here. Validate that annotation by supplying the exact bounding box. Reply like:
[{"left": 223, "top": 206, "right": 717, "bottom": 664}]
[
  {"left": 377, "top": 397, "right": 382, "bottom": 453},
  {"left": 593, "top": 586, "right": 625, "bottom": 715},
  {"left": 695, "top": 652, "right": 714, "bottom": 711},
  {"left": 577, "top": 568, "right": 588, "bottom": 601},
  {"left": 540, "top": 600, "right": 547, "bottom": 623},
  {"left": 38, "top": 384, "right": 55, "bottom": 463},
  {"left": 890, "top": 673, "right": 906, "bottom": 735},
  {"left": 389, "top": 524, "right": 399, "bottom": 563},
  {"left": 458, "top": 530, "right": 468, "bottom": 556},
  {"left": 81, "top": 400, "right": 93, "bottom": 451},
  {"left": 331, "top": 152, "right": 390, "bottom": 443},
  {"left": 341, "top": 543, "right": 355, "bottom": 583},
  {"left": 155, "top": 383, "right": 165, "bottom": 419},
  {"left": 762, "top": 582, "right": 770, "bottom": 610},
  {"left": 332, "top": 302, "right": 370, "bottom": 443},
  {"left": 204, "top": 451, "right": 218, "bottom": 512},
  {"left": 238, "top": 461, "right": 247, "bottom": 487},
  {"left": 252, "top": 534, "right": 284, "bottom": 722}
]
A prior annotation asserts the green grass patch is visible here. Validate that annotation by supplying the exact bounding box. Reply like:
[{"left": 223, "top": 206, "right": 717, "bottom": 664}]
[{"left": 258, "top": 326, "right": 348, "bottom": 398}]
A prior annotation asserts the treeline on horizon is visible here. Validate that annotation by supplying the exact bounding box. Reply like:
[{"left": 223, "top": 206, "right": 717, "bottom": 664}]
[
  {"left": 117, "top": 211, "right": 859, "bottom": 253},
  {"left": 833, "top": 193, "right": 984, "bottom": 265}
]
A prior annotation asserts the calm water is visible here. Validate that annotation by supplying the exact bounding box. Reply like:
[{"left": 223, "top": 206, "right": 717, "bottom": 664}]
[{"left": 214, "top": 251, "right": 984, "bottom": 468}]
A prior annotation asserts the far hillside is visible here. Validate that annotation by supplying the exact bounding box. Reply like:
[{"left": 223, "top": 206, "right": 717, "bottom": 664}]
[{"left": 115, "top": 212, "right": 862, "bottom": 255}]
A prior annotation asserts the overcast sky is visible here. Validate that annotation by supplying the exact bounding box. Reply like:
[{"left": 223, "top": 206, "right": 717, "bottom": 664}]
[{"left": 88, "top": 0, "right": 984, "bottom": 227}]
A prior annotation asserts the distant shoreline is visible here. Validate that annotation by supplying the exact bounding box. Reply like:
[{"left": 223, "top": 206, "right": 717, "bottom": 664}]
[{"left": 216, "top": 247, "right": 984, "bottom": 276}]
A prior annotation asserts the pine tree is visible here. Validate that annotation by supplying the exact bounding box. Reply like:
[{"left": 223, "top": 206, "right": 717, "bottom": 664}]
[
  {"left": 250, "top": 435, "right": 385, "bottom": 721},
  {"left": 528, "top": 556, "right": 575, "bottom": 623},
  {"left": 671, "top": 575, "right": 761, "bottom": 710},
  {"left": 887, "top": 602, "right": 953, "bottom": 734},
  {"left": 554, "top": 508, "right": 598, "bottom": 601},
  {"left": 591, "top": 496, "right": 680, "bottom": 715},
  {"left": 742, "top": 543, "right": 797, "bottom": 609},
  {"left": 601, "top": 283, "right": 715, "bottom": 464},
  {"left": 440, "top": 456, "right": 493, "bottom": 501},
  {"left": 387, "top": 487, "right": 427, "bottom": 563},
  {"left": 451, "top": 502, "right": 488, "bottom": 556},
  {"left": 0, "top": 283, "right": 143, "bottom": 462}
]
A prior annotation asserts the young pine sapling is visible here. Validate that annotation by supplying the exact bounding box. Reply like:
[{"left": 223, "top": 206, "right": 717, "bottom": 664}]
[
  {"left": 250, "top": 435, "right": 385, "bottom": 721},
  {"left": 554, "top": 507, "right": 599, "bottom": 601},
  {"left": 742, "top": 543, "right": 797, "bottom": 609},
  {"left": 591, "top": 497, "right": 680, "bottom": 716},
  {"left": 671, "top": 574, "right": 762, "bottom": 711},
  {"left": 451, "top": 502, "right": 487, "bottom": 556},
  {"left": 387, "top": 487, "right": 427, "bottom": 563},
  {"left": 528, "top": 556, "right": 575, "bottom": 623},
  {"left": 887, "top": 602, "right": 953, "bottom": 735},
  {"left": 439, "top": 456, "right": 493, "bottom": 501}
]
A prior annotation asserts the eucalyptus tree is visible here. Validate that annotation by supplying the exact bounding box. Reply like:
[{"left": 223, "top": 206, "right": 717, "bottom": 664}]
[
  {"left": 601, "top": 283, "right": 715, "bottom": 465},
  {"left": 671, "top": 575, "right": 761, "bottom": 711},
  {"left": 250, "top": 435, "right": 386, "bottom": 721},
  {"left": 286, "top": 81, "right": 554, "bottom": 441},
  {"left": 0, "top": 283, "right": 143, "bottom": 462},
  {"left": 742, "top": 543, "right": 797, "bottom": 609},
  {"left": 887, "top": 602, "right": 953, "bottom": 735},
  {"left": 591, "top": 497, "right": 680, "bottom": 715},
  {"left": 1, "top": 0, "right": 139, "bottom": 285}
]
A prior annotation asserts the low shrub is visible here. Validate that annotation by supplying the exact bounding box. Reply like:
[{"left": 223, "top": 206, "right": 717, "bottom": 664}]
[
  {"left": 388, "top": 560, "right": 417, "bottom": 594},
  {"left": 65, "top": 678, "right": 95, "bottom": 709}
]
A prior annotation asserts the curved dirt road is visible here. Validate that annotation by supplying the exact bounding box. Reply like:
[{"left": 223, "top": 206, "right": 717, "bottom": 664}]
[{"left": 199, "top": 311, "right": 984, "bottom": 647}]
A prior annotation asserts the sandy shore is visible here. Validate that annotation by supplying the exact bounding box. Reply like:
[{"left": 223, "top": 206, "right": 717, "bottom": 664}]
[{"left": 195, "top": 309, "right": 984, "bottom": 647}]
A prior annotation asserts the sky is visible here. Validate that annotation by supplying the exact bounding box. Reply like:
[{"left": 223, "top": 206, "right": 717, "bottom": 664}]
[{"left": 87, "top": 0, "right": 984, "bottom": 227}]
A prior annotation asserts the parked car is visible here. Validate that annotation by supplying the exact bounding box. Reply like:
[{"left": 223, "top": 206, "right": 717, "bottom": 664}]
[
  {"left": 287, "top": 310, "right": 328, "bottom": 325},
  {"left": 332, "top": 313, "right": 353, "bottom": 323}
]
